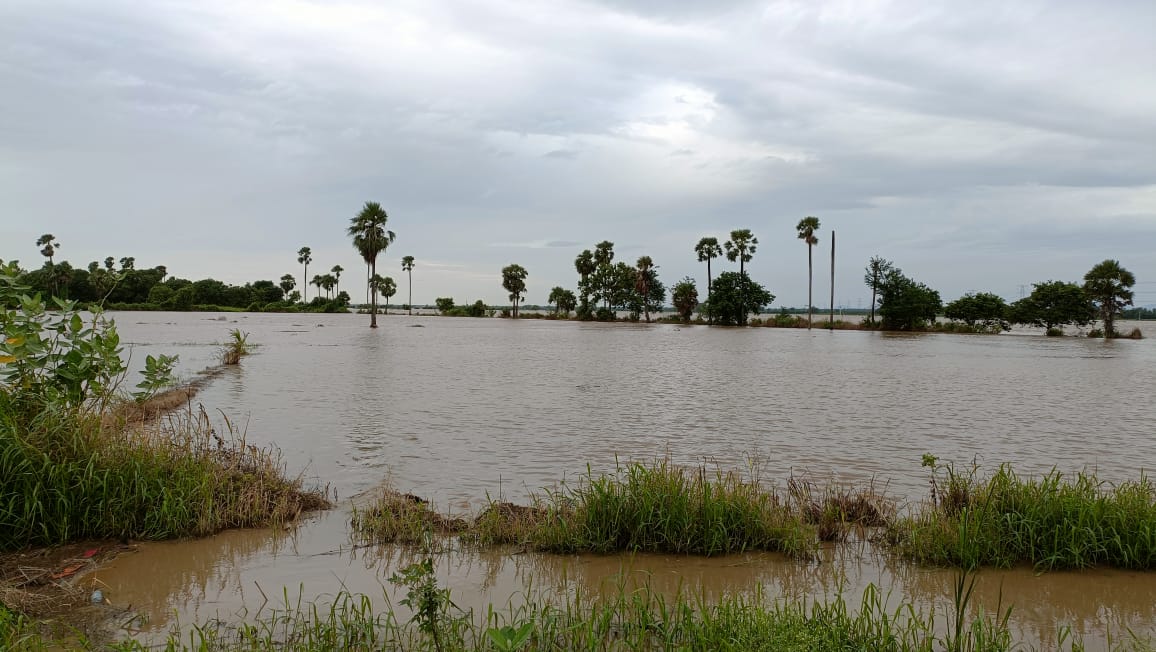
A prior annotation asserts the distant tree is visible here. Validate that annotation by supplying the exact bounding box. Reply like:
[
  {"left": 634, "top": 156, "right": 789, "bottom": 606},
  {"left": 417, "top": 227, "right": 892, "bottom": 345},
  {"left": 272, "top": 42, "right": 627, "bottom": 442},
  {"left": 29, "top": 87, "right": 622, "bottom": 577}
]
[
  {"left": 863, "top": 256, "right": 896, "bottom": 325},
  {"left": 1008, "top": 281, "right": 1095, "bottom": 334},
  {"left": 311, "top": 274, "right": 324, "bottom": 300},
  {"left": 320, "top": 273, "right": 337, "bottom": 299},
  {"left": 557, "top": 289, "right": 577, "bottom": 315},
  {"left": 694, "top": 237, "right": 722, "bottom": 323},
  {"left": 548, "top": 286, "right": 568, "bottom": 315},
  {"left": 331, "top": 265, "right": 343, "bottom": 296},
  {"left": 119, "top": 257, "right": 135, "bottom": 271},
  {"left": 944, "top": 292, "right": 1010, "bottom": 331},
  {"left": 347, "top": 201, "right": 396, "bottom": 328},
  {"left": 574, "top": 249, "right": 596, "bottom": 318},
  {"left": 380, "top": 276, "right": 397, "bottom": 314},
  {"left": 796, "top": 217, "right": 820, "bottom": 329},
  {"left": 35, "top": 234, "right": 60, "bottom": 296},
  {"left": 724, "top": 229, "right": 758, "bottom": 325},
  {"left": 1083, "top": 259, "right": 1136, "bottom": 338},
  {"left": 401, "top": 256, "right": 415, "bottom": 315},
  {"left": 877, "top": 270, "right": 942, "bottom": 331},
  {"left": 671, "top": 277, "right": 699, "bottom": 323},
  {"left": 635, "top": 256, "right": 657, "bottom": 322},
  {"left": 704, "top": 271, "right": 773, "bottom": 326},
  {"left": 501, "top": 264, "right": 528, "bottom": 318},
  {"left": 279, "top": 274, "right": 296, "bottom": 297},
  {"left": 297, "top": 247, "right": 312, "bottom": 302},
  {"left": 467, "top": 299, "right": 488, "bottom": 317},
  {"left": 435, "top": 297, "right": 455, "bottom": 314}
]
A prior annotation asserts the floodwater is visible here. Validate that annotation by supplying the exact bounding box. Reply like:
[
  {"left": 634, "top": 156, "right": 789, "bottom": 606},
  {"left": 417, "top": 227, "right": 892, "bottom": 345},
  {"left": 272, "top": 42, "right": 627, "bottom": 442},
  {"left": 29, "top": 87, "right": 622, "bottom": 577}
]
[{"left": 91, "top": 312, "right": 1156, "bottom": 649}]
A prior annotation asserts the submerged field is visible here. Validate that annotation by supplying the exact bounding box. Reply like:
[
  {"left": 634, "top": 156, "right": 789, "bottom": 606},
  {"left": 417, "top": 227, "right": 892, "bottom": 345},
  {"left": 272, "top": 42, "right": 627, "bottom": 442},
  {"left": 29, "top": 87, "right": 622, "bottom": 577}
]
[{"left": 5, "top": 311, "right": 1155, "bottom": 649}]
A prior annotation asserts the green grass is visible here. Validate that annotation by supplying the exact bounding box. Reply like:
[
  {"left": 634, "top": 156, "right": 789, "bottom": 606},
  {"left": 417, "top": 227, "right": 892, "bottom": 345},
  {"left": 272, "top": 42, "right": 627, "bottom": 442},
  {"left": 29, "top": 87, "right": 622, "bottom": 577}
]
[
  {"left": 355, "top": 460, "right": 892, "bottom": 559},
  {"left": 887, "top": 463, "right": 1156, "bottom": 570},
  {"left": 0, "top": 394, "right": 330, "bottom": 551},
  {"left": 5, "top": 577, "right": 1124, "bottom": 651}
]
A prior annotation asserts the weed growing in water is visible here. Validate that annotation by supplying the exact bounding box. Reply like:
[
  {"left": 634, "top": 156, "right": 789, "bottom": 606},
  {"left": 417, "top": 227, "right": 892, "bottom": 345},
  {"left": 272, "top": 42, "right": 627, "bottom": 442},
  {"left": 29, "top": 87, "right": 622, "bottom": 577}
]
[{"left": 219, "top": 329, "right": 252, "bottom": 365}]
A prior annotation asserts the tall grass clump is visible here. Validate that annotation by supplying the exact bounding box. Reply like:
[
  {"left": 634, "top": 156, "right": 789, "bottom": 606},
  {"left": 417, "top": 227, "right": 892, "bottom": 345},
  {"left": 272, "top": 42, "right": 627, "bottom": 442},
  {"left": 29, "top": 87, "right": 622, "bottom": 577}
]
[
  {"left": 887, "top": 456, "right": 1156, "bottom": 570},
  {"left": 524, "top": 460, "right": 815, "bottom": 557},
  {"left": 0, "top": 262, "right": 329, "bottom": 553},
  {"left": 219, "top": 328, "right": 252, "bottom": 365}
]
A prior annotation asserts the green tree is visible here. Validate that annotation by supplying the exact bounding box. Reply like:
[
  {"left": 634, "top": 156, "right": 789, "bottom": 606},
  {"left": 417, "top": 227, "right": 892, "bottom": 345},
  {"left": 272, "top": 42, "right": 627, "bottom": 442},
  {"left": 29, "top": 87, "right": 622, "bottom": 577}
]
[
  {"left": 944, "top": 292, "right": 1010, "bottom": 331},
  {"left": 320, "top": 273, "right": 337, "bottom": 300},
  {"left": 401, "top": 256, "right": 415, "bottom": 315},
  {"left": 557, "top": 289, "right": 577, "bottom": 315},
  {"left": 1008, "top": 281, "right": 1095, "bottom": 333},
  {"left": 724, "top": 229, "right": 758, "bottom": 325},
  {"left": 863, "top": 256, "right": 895, "bottom": 325},
  {"left": 380, "top": 276, "right": 397, "bottom": 314},
  {"left": 279, "top": 274, "right": 296, "bottom": 297},
  {"left": 331, "top": 265, "right": 343, "bottom": 296},
  {"left": 694, "top": 237, "right": 722, "bottom": 324},
  {"left": 1083, "top": 259, "right": 1136, "bottom": 338},
  {"left": 704, "top": 271, "right": 773, "bottom": 326},
  {"left": 878, "top": 270, "right": 942, "bottom": 331},
  {"left": 671, "top": 277, "right": 699, "bottom": 324},
  {"left": 574, "top": 249, "right": 596, "bottom": 318},
  {"left": 347, "top": 202, "right": 396, "bottom": 328},
  {"left": 297, "top": 247, "right": 312, "bottom": 302},
  {"left": 796, "top": 217, "right": 820, "bottom": 329},
  {"left": 634, "top": 256, "right": 657, "bottom": 322},
  {"left": 435, "top": 297, "right": 455, "bottom": 314},
  {"left": 311, "top": 274, "right": 324, "bottom": 300},
  {"left": 35, "top": 234, "right": 60, "bottom": 296},
  {"left": 501, "top": 264, "right": 528, "bottom": 318},
  {"left": 547, "top": 286, "right": 571, "bottom": 315}
]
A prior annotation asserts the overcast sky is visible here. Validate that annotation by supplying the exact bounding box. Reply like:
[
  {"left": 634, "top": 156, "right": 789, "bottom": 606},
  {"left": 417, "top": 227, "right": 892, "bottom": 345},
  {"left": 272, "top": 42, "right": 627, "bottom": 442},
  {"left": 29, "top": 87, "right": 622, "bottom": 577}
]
[{"left": 2, "top": 0, "right": 1154, "bottom": 307}]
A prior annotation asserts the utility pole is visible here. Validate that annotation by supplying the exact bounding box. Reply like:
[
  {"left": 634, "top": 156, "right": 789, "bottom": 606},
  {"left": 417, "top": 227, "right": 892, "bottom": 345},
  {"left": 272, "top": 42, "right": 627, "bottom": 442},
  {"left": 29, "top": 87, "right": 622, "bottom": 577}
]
[{"left": 829, "top": 230, "right": 836, "bottom": 329}]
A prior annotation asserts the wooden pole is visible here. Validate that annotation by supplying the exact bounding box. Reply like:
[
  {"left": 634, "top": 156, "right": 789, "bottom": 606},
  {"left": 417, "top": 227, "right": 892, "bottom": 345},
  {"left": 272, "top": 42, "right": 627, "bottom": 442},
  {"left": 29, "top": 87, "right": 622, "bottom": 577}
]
[{"left": 829, "top": 230, "right": 835, "bottom": 329}]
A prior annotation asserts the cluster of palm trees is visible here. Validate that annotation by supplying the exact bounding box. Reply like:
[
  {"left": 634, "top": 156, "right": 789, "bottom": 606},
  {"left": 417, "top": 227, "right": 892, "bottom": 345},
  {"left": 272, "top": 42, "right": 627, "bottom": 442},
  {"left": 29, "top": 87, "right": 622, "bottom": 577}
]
[
  {"left": 693, "top": 219, "right": 829, "bottom": 327},
  {"left": 291, "top": 247, "right": 345, "bottom": 303}
]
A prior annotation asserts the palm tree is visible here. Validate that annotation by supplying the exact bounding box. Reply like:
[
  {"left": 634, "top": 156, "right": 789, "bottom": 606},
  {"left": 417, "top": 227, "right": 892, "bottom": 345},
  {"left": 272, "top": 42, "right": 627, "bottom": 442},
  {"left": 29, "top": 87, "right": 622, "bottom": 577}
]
[
  {"left": 694, "top": 237, "right": 722, "bottom": 324},
  {"left": 279, "top": 274, "right": 296, "bottom": 299},
  {"left": 347, "top": 201, "right": 396, "bottom": 328},
  {"left": 36, "top": 234, "right": 59, "bottom": 296},
  {"left": 401, "top": 256, "right": 415, "bottom": 315},
  {"left": 297, "top": 247, "right": 312, "bottom": 302},
  {"left": 331, "top": 265, "right": 343, "bottom": 296},
  {"left": 635, "top": 256, "right": 656, "bottom": 322},
  {"left": 322, "top": 274, "right": 337, "bottom": 299},
  {"left": 724, "top": 229, "right": 758, "bottom": 325},
  {"left": 1083, "top": 259, "right": 1136, "bottom": 338},
  {"left": 378, "top": 276, "right": 397, "bottom": 314},
  {"left": 501, "top": 264, "right": 528, "bottom": 318},
  {"left": 796, "top": 217, "right": 821, "bottom": 329},
  {"left": 311, "top": 274, "right": 324, "bottom": 300},
  {"left": 548, "top": 286, "right": 566, "bottom": 314},
  {"left": 574, "top": 249, "right": 596, "bottom": 314}
]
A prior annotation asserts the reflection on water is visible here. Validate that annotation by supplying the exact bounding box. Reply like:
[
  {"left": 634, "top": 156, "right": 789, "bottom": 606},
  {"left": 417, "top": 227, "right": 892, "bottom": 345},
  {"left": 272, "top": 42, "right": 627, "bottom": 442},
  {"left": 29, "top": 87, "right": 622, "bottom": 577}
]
[{"left": 98, "top": 312, "right": 1156, "bottom": 649}]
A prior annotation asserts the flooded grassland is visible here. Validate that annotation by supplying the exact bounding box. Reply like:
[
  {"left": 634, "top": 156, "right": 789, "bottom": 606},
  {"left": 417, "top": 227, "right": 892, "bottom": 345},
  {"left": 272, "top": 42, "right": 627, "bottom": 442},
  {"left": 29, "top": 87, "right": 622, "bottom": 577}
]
[{"left": 89, "top": 312, "right": 1156, "bottom": 649}]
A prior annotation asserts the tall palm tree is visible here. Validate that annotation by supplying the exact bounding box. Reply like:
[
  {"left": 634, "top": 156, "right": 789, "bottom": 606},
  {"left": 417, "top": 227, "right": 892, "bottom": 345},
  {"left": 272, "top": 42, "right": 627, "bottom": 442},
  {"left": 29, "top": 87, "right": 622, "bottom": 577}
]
[
  {"left": 694, "top": 237, "right": 722, "bottom": 324},
  {"left": 401, "top": 256, "right": 415, "bottom": 315},
  {"left": 311, "top": 274, "right": 324, "bottom": 299},
  {"left": 796, "top": 217, "right": 821, "bottom": 329},
  {"left": 593, "top": 241, "right": 614, "bottom": 267},
  {"left": 297, "top": 247, "right": 312, "bottom": 302},
  {"left": 331, "top": 265, "right": 343, "bottom": 296},
  {"left": 501, "top": 264, "right": 528, "bottom": 318},
  {"left": 380, "top": 276, "right": 397, "bottom": 314},
  {"left": 347, "top": 201, "right": 396, "bottom": 328},
  {"left": 635, "top": 256, "right": 655, "bottom": 322},
  {"left": 574, "top": 249, "right": 596, "bottom": 314},
  {"left": 36, "top": 234, "right": 59, "bottom": 296},
  {"left": 1083, "top": 259, "right": 1136, "bottom": 338},
  {"left": 724, "top": 229, "right": 758, "bottom": 325}
]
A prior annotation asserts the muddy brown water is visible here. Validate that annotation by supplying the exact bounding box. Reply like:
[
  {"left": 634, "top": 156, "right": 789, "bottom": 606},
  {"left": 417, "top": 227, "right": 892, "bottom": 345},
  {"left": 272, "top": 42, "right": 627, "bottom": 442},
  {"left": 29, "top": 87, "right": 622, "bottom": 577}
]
[{"left": 91, "top": 312, "right": 1156, "bottom": 648}]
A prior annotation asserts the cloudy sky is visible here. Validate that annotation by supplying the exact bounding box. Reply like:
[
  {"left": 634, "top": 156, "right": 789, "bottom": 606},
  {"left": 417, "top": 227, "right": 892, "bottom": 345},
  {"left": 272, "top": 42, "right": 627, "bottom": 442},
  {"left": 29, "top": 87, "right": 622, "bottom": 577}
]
[{"left": 2, "top": 0, "right": 1154, "bottom": 307}]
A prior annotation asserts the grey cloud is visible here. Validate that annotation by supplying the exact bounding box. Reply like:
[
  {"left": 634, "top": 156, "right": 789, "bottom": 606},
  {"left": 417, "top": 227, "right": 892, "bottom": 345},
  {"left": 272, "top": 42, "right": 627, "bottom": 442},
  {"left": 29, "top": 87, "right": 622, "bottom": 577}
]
[{"left": 543, "top": 149, "right": 580, "bottom": 159}]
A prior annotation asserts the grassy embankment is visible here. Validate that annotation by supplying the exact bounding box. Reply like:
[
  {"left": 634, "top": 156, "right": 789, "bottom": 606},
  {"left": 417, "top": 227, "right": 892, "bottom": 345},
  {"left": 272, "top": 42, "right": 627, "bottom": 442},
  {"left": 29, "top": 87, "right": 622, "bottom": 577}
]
[
  {"left": 1, "top": 262, "right": 330, "bottom": 630},
  {"left": 885, "top": 456, "right": 1156, "bottom": 571},
  {"left": 354, "top": 458, "right": 1156, "bottom": 573}
]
